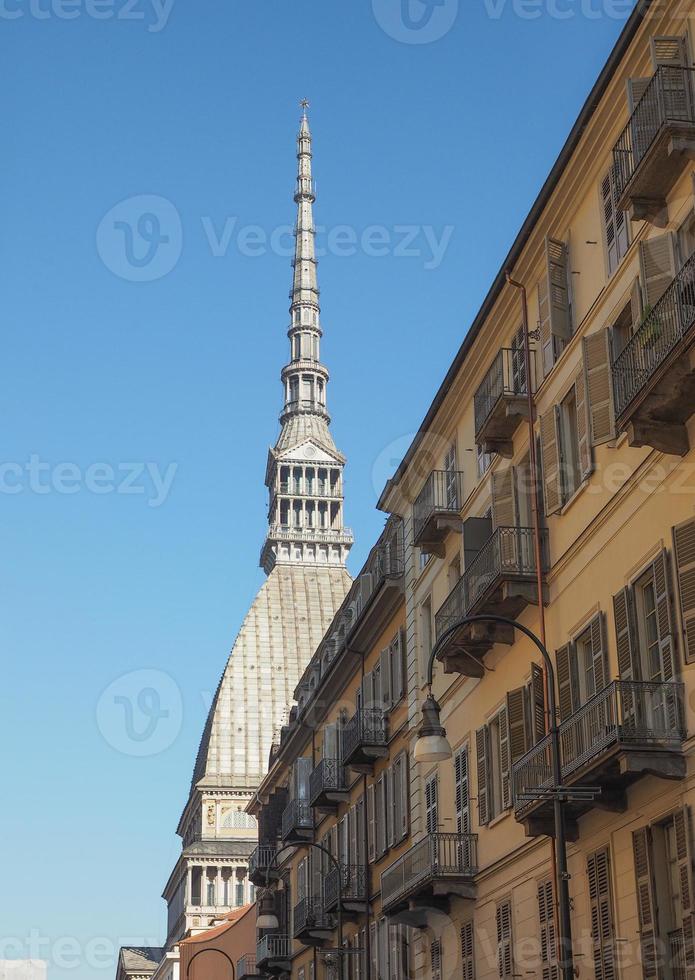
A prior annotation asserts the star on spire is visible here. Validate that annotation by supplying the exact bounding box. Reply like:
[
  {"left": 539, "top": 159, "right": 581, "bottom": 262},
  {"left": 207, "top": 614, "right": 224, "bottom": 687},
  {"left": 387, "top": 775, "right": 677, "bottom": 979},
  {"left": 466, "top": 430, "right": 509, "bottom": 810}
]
[{"left": 300, "top": 98, "right": 310, "bottom": 112}]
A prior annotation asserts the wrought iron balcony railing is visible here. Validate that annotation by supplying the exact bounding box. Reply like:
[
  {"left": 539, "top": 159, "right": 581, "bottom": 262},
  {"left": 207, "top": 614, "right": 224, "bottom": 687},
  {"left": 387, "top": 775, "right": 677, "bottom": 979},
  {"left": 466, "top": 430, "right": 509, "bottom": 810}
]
[
  {"left": 474, "top": 347, "right": 531, "bottom": 439},
  {"left": 323, "top": 863, "right": 368, "bottom": 911},
  {"left": 612, "top": 251, "right": 695, "bottom": 419},
  {"left": 341, "top": 708, "right": 388, "bottom": 764},
  {"left": 613, "top": 66, "right": 695, "bottom": 200},
  {"left": 292, "top": 897, "right": 332, "bottom": 938},
  {"left": 248, "top": 844, "right": 279, "bottom": 885},
  {"left": 435, "top": 527, "right": 547, "bottom": 639},
  {"left": 380, "top": 833, "right": 478, "bottom": 914},
  {"left": 237, "top": 953, "right": 260, "bottom": 979},
  {"left": 513, "top": 680, "right": 685, "bottom": 815},
  {"left": 413, "top": 469, "right": 464, "bottom": 545},
  {"left": 281, "top": 799, "right": 313, "bottom": 840},
  {"left": 309, "top": 758, "right": 347, "bottom": 806},
  {"left": 256, "top": 934, "right": 291, "bottom": 967}
]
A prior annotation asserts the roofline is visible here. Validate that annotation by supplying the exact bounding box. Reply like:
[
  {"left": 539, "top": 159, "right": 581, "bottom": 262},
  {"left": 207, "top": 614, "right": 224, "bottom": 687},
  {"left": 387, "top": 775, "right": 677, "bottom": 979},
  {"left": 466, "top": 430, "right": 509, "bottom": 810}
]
[{"left": 376, "top": 0, "right": 652, "bottom": 511}]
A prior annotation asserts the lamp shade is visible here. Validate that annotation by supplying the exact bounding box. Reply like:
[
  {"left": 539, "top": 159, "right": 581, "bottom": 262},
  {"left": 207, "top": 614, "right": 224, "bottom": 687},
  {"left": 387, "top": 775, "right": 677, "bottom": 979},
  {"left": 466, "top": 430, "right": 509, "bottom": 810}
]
[
  {"left": 414, "top": 694, "right": 452, "bottom": 763},
  {"left": 256, "top": 890, "right": 280, "bottom": 930}
]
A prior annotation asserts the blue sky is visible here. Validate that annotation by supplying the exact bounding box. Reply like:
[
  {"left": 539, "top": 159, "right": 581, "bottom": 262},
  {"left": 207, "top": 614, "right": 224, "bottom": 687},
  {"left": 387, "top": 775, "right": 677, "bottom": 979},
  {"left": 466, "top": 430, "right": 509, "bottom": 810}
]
[{"left": 0, "top": 1, "right": 633, "bottom": 976}]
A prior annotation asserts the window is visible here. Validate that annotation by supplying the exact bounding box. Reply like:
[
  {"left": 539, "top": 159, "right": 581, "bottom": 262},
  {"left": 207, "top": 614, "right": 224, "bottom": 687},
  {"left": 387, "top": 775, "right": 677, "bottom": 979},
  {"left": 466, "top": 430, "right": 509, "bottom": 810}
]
[
  {"left": 587, "top": 847, "right": 615, "bottom": 980},
  {"left": 601, "top": 166, "right": 629, "bottom": 276},
  {"left": 431, "top": 940, "right": 442, "bottom": 980},
  {"left": 510, "top": 325, "right": 527, "bottom": 394},
  {"left": 425, "top": 773, "right": 438, "bottom": 833},
  {"left": 461, "top": 921, "right": 475, "bottom": 980},
  {"left": 677, "top": 210, "right": 695, "bottom": 268},
  {"left": 419, "top": 549, "right": 431, "bottom": 572},
  {"left": 454, "top": 745, "right": 470, "bottom": 834},
  {"left": 477, "top": 707, "right": 511, "bottom": 824},
  {"left": 477, "top": 442, "right": 492, "bottom": 478},
  {"left": 496, "top": 900, "right": 514, "bottom": 980},
  {"left": 559, "top": 386, "right": 581, "bottom": 500},
  {"left": 613, "top": 551, "right": 676, "bottom": 690},
  {"left": 444, "top": 442, "right": 459, "bottom": 509},
  {"left": 610, "top": 296, "right": 637, "bottom": 360},
  {"left": 540, "top": 371, "right": 591, "bottom": 515},
  {"left": 537, "top": 879, "right": 558, "bottom": 980}
]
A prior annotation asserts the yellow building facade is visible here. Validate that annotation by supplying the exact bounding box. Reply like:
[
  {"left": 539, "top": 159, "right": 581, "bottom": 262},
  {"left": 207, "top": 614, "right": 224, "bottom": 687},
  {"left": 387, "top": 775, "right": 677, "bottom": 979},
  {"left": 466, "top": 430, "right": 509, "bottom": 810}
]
[{"left": 247, "top": 3, "right": 695, "bottom": 978}]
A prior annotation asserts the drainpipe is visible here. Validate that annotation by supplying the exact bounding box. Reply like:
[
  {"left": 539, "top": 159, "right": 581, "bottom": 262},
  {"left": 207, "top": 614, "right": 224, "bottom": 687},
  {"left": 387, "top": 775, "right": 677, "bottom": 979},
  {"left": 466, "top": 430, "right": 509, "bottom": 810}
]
[{"left": 505, "top": 270, "right": 559, "bottom": 930}]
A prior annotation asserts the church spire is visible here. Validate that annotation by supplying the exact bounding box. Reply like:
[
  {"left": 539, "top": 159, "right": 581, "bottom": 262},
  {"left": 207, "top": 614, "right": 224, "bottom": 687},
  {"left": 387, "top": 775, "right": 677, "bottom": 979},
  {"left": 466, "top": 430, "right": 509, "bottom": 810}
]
[{"left": 260, "top": 104, "right": 353, "bottom": 574}]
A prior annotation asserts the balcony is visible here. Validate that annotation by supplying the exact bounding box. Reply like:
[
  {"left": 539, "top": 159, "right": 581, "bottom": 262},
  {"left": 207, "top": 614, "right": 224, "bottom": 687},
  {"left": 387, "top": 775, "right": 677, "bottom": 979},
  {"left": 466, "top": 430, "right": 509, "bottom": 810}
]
[
  {"left": 434, "top": 527, "right": 548, "bottom": 676},
  {"left": 281, "top": 799, "right": 313, "bottom": 844},
  {"left": 281, "top": 398, "right": 330, "bottom": 421},
  {"left": 248, "top": 844, "right": 280, "bottom": 888},
  {"left": 309, "top": 758, "right": 348, "bottom": 812},
  {"left": 256, "top": 935, "right": 291, "bottom": 976},
  {"left": 380, "top": 833, "right": 477, "bottom": 927},
  {"left": 341, "top": 708, "right": 388, "bottom": 774},
  {"left": 324, "top": 864, "right": 368, "bottom": 918},
  {"left": 612, "top": 251, "right": 695, "bottom": 456},
  {"left": 412, "top": 470, "right": 464, "bottom": 557},
  {"left": 292, "top": 897, "right": 333, "bottom": 946},
  {"left": 513, "top": 681, "right": 686, "bottom": 839},
  {"left": 613, "top": 66, "right": 695, "bottom": 222},
  {"left": 349, "top": 523, "right": 405, "bottom": 655},
  {"left": 474, "top": 348, "right": 532, "bottom": 458},
  {"left": 237, "top": 954, "right": 262, "bottom": 979}
]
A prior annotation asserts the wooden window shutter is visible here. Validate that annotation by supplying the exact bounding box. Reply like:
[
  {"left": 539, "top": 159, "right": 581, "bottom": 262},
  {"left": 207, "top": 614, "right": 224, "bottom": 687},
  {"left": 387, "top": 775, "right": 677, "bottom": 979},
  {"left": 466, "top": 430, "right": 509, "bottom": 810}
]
[
  {"left": 673, "top": 518, "right": 695, "bottom": 663},
  {"left": 587, "top": 847, "right": 616, "bottom": 980},
  {"left": 652, "top": 549, "right": 677, "bottom": 683},
  {"left": 380, "top": 647, "right": 392, "bottom": 710},
  {"left": 639, "top": 234, "right": 678, "bottom": 310},
  {"left": 476, "top": 726, "right": 489, "bottom": 825},
  {"left": 538, "top": 878, "right": 558, "bottom": 980},
  {"left": 492, "top": 466, "right": 516, "bottom": 531},
  {"left": 496, "top": 900, "right": 514, "bottom": 980},
  {"left": 556, "top": 643, "right": 576, "bottom": 722},
  {"left": 630, "top": 276, "right": 643, "bottom": 329},
  {"left": 538, "top": 276, "right": 553, "bottom": 377},
  {"left": 369, "top": 921, "right": 377, "bottom": 977},
  {"left": 650, "top": 35, "right": 688, "bottom": 68},
  {"left": 601, "top": 167, "right": 629, "bottom": 276},
  {"left": 454, "top": 745, "right": 470, "bottom": 834},
  {"left": 540, "top": 408, "right": 562, "bottom": 516},
  {"left": 367, "top": 783, "right": 376, "bottom": 863},
  {"left": 589, "top": 612, "right": 609, "bottom": 695},
  {"left": 356, "top": 796, "right": 366, "bottom": 866},
  {"left": 386, "top": 765, "right": 395, "bottom": 849},
  {"left": 574, "top": 368, "right": 593, "bottom": 481},
  {"left": 632, "top": 827, "right": 660, "bottom": 980},
  {"left": 349, "top": 803, "right": 358, "bottom": 868},
  {"left": 531, "top": 662, "right": 547, "bottom": 743},
  {"left": 545, "top": 237, "right": 572, "bottom": 342},
  {"left": 675, "top": 807, "right": 695, "bottom": 970},
  {"left": 390, "top": 630, "right": 405, "bottom": 702},
  {"left": 499, "top": 705, "right": 511, "bottom": 810},
  {"left": 627, "top": 77, "right": 652, "bottom": 112},
  {"left": 583, "top": 329, "right": 616, "bottom": 446},
  {"left": 430, "top": 940, "right": 442, "bottom": 980},
  {"left": 400, "top": 751, "right": 409, "bottom": 839},
  {"left": 425, "top": 773, "right": 438, "bottom": 833},
  {"left": 391, "top": 758, "right": 401, "bottom": 846},
  {"left": 613, "top": 586, "right": 639, "bottom": 680},
  {"left": 506, "top": 686, "right": 529, "bottom": 765},
  {"left": 461, "top": 921, "right": 475, "bottom": 980}
]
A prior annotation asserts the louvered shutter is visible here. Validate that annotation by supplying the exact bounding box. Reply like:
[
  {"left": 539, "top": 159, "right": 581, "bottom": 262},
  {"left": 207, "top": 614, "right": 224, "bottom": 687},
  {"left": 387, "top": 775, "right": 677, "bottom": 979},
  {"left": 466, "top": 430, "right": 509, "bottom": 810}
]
[
  {"left": 531, "top": 662, "right": 547, "bottom": 743},
  {"left": 613, "top": 586, "right": 639, "bottom": 680},
  {"left": 461, "top": 921, "right": 475, "bottom": 980},
  {"left": 627, "top": 77, "right": 652, "bottom": 111},
  {"left": 583, "top": 329, "right": 616, "bottom": 445},
  {"left": 588, "top": 847, "right": 616, "bottom": 980},
  {"left": 590, "top": 612, "right": 609, "bottom": 695},
  {"left": 639, "top": 234, "right": 678, "bottom": 310},
  {"left": 400, "top": 751, "right": 409, "bottom": 839},
  {"left": 323, "top": 722, "right": 338, "bottom": 760},
  {"left": 651, "top": 35, "right": 688, "bottom": 67},
  {"left": 369, "top": 921, "right": 378, "bottom": 978},
  {"left": 540, "top": 408, "right": 563, "bottom": 515},
  {"left": 356, "top": 796, "right": 366, "bottom": 866},
  {"left": 506, "top": 687, "right": 529, "bottom": 764},
  {"left": 476, "top": 726, "right": 489, "bottom": 825},
  {"left": 632, "top": 827, "right": 660, "bottom": 980},
  {"left": 380, "top": 647, "right": 392, "bottom": 710},
  {"left": 391, "top": 756, "right": 402, "bottom": 844},
  {"left": 626, "top": 77, "right": 654, "bottom": 165},
  {"left": 574, "top": 369, "right": 593, "bottom": 481},
  {"left": 367, "top": 783, "right": 376, "bottom": 863},
  {"left": 431, "top": 940, "right": 442, "bottom": 980},
  {"left": 425, "top": 774, "right": 438, "bottom": 834},
  {"left": 386, "top": 765, "right": 395, "bottom": 848},
  {"left": 601, "top": 167, "right": 629, "bottom": 275},
  {"left": 499, "top": 705, "right": 511, "bottom": 810},
  {"left": 675, "top": 807, "right": 695, "bottom": 970},
  {"left": 496, "top": 900, "right": 513, "bottom": 980},
  {"left": 650, "top": 549, "right": 677, "bottom": 688},
  {"left": 674, "top": 518, "right": 695, "bottom": 663},
  {"left": 454, "top": 745, "right": 470, "bottom": 834},
  {"left": 546, "top": 237, "right": 572, "bottom": 341},
  {"left": 492, "top": 467, "right": 516, "bottom": 529},
  {"left": 390, "top": 630, "right": 405, "bottom": 703},
  {"left": 538, "top": 879, "right": 558, "bottom": 980},
  {"left": 556, "top": 644, "right": 576, "bottom": 721},
  {"left": 376, "top": 773, "right": 387, "bottom": 857},
  {"left": 538, "top": 275, "right": 553, "bottom": 377},
  {"left": 349, "top": 803, "right": 358, "bottom": 869},
  {"left": 630, "top": 276, "right": 643, "bottom": 328}
]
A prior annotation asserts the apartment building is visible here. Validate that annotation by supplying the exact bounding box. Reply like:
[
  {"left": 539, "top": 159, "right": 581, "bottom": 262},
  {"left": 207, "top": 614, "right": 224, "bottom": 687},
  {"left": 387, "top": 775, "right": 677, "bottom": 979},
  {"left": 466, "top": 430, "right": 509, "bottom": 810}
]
[{"left": 244, "top": 2, "right": 695, "bottom": 978}]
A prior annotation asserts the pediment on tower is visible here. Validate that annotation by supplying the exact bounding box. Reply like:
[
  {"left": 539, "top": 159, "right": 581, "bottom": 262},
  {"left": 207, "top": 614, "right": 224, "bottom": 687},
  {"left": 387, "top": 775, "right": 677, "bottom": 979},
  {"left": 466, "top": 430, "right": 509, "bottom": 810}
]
[{"left": 276, "top": 439, "right": 342, "bottom": 465}]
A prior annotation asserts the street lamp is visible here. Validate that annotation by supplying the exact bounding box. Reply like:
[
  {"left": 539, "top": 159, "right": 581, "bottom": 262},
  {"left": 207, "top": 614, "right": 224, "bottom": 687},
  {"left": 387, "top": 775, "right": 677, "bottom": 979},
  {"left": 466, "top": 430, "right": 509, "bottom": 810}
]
[
  {"left": 257, "top": 841, "right": 345, "bottom": 953},
  {"left": 416, "top": 612, "right": 576, "bottom": 980}
]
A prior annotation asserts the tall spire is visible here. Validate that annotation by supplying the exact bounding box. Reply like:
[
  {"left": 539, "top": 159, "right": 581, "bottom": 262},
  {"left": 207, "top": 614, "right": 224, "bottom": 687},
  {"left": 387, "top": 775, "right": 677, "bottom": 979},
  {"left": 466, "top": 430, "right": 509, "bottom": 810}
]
[{"left": 260, "top": 104, "right": 353, "bottom": 573}]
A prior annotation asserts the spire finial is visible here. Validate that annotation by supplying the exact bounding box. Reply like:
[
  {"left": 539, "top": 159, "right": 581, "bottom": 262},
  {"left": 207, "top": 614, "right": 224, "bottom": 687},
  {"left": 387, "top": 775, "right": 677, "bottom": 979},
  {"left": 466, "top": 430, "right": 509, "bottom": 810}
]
[{"left": 300, "top": 98, "right": 310, "bottom": 113}]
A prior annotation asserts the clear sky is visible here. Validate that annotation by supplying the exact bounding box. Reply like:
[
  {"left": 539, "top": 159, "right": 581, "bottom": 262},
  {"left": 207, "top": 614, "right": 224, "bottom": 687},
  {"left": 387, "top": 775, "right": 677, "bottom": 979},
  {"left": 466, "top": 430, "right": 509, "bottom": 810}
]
[{"left": 0, "top": 1, "right": 634, "bottom": 976}]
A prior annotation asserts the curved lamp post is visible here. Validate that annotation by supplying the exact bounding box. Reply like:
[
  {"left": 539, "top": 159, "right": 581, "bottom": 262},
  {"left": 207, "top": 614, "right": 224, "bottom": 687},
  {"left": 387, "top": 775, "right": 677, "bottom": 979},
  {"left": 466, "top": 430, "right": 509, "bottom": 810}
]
[
  {"left": 415, "top": 613, "right": 574, "bottom": 980},
  {"left": 256, "top": 840, "right": 344, "bottom": 957},
  {"left": 185, "top": 947, "right": 236, "bottom": 979}
]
